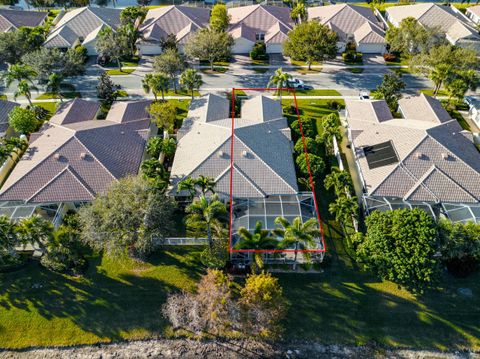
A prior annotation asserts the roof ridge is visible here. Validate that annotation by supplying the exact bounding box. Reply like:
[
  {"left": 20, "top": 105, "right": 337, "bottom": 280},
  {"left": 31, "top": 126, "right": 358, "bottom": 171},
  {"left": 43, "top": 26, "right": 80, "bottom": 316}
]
[
  {"left": 176, "top": 5, "right": 205, "bottom": 29},
  {"left": 0, "top": 13, "right": 14, "bottom": 29},
  {"left": 86, "top": 6, "right": 115, "bottom": 30},
  {"left": 260, "top": 5, "right": 292, "bottom": 29},
  {"left": 234, "top": 135, "right": 297, "bottom": 193},
  {"left": 231, "top": 4, "right": 260, "bottom": 24},
  {"left": 429, "top": 164, "right": 478, "bottom": 201},
  {"left": 402, "top": 165, "right": 439, "bottom": 202},
  {"left": 55, "top": 7, "right": 89, "bottom": 31},
  {"left": 232, "top": 163, "right": 266, "bottom": 197}
]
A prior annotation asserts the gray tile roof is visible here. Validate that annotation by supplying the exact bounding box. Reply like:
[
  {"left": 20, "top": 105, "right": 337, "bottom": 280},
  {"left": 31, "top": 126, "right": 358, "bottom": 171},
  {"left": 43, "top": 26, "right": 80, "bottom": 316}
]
[
  {"left": 105, "top": 100, "right": 152, "bottom": 124},
  {"left": 0, "top": 100, "right": 150, "bottom": 204},
  {"left": 346, "top": 95, "right": 480, "bottom": 204},
  {"left": 308, "top": 4, "right": 385, "bottom": 44},
  {"left": 45, "top": 6, "right": 121, "bottom": 48},
  {"left": 170, "top": 94, "right": 298, "bottom": 198},
  {"left": 140, "top": 5, "right": 210, "bottom": 44},
  {"left": 0, "top": 9, "right": 47, "bottom": 32},
  {"left": 386, "top": 4, "right": 479, "bottom": 44},
  {"left": 0, "top": 100, "right": 19, "bottom": 135},
  {"left": 228, "top": 5, "right": 293, "bottom": 44}
]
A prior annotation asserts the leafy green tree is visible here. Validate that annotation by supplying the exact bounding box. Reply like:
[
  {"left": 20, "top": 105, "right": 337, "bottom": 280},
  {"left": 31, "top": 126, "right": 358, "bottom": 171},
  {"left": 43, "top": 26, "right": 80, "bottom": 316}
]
[
  {"left": 148, "top": 100, "right": 177, "bottom": 133},
  {"left": 120, "top": 6, "right": 147, "bottom": 28},
  {"left": 179, "top": 68, "right": 203, "bottom": 99},
  {"left": 140, "top": 158, "right": 170, "bottom": 191},
  {"left": 239, "top": 272, "right": 287, "bottom": 338},
  {"left": 185, "top": 194, "right": 227, "bottom": 249},
  {"left": 284, "top": 21, "right": 337, "bottom": 70},
  {"left": 96, "top": 27, "right": 129, "bottom": 70},
  {"left": 14, "top": 80, "right": 38, "bottom": 106},
  {"left": 385, "top": 17, "right": 446, "bottom": 56},
  {"left": 429, "top": 64, "right": 453, "bottom": 97},
  {"left": 356, "top": 208, "right": 440, "bottom": 292},
  {"left": 97, "top": 72, "right": 119, "bottom": 106},
  {"left": 316, "top": 113, "right": 342, "bottom": 155},
  {"left": 78, "top": 175, "right": 176, "bottom": 258},
  {"left": 0, "top": 215, "right": 18, "bottom": 268},
  {"left": 184, "top": 28, "right": 234, "bottom": 71},
  {"left": 210, "top": 3, "right": 230, "bottom": 32},
  {"left": 46, "top": 73, "right": 64, "bottom": 102},
  {"left": 444, "top": 70, "right": 479, "bottom": 103},
  {"left": 324, "top": 166, "right": 353, "bottom": 197},
  {"left": 200, "top": 224, "right": 229, "bottom": 269},
  {"left": 0, "top": 27, "right": 46, "bottom": 65},
  {"left": 291, "top": 118, "right": 315, "bottom": 138},
  {"left": 153, "top": 48, "right": 185, "bottom": 93},
  {"left": 296, "top": 152, "right": 325, "bottom": 178},
  {"left": 291, "top": 2, "right": 307, "bottom": 22},
  {"left": 117, "top": 23, "right": 141, "bottom": 58},
  {"left": 294, "top": 137, "right": 318, "bottom": 155},
  {"left": 274, "top": 216, "right": 320, "bottom": 268},
  {"left": 8, "top": 107, "right": 38, "bottom": 134},
  {"left": 438, "top": 219, "right": 480, "bottom": 277},
  {"left": 372, "top": 71, "right": 405, "bottom": 113},
  {"left": 195, "top": 175, "right": 216, "bottom": 195},
  {"left": 267, "top": 67, "right": 292, "bottom": 99},
  {"left": 328, "top": 195, "right": 359, "bottom": 232},
  {"left": 146, "top": 136, "right": 163, "bottom": 158},
  {"left": 142, "top": 72, "right": 170, "bottom": 101},
  {"left": 1, "top": 64, "right": 36, "bottom": 87},
  {"left": 236, "top": 221, "right": 278, "bottom": 273},
  {"left": 161, "top": 137, "right": 177, "bottom": 157},
  {"left": 159, "top": 33, "right": 179, "bottom": 52},
  {"left": 0, "top": 137, "right": 28, "bottom": 164}
]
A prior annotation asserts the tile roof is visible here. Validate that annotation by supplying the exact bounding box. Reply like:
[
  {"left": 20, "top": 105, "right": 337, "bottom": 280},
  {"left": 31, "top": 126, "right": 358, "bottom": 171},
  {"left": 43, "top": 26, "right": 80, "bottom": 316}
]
[
  {"left": 105, "top": 100, "right": 152, "bottom": 124},
  {"left": 0, "top": 9, "right": 47, "bottom": 32},
  {"left": 45, "top": 6, "right": 121, "bottom": 48},
  {"left": 50, "top": 98, "right": 99, "bottom": 126},
  {"left": 170, "top": 94, "right": 298, "bottom": 198},
  {"left": 0, "top": 100, "right": 150, "bottom": 204},
  {"left": 386, "top": 4, "right": 479, "bottom": 44},
  {"left": 346, "top": 95, "right": 480, "bottom": 204},
  {"left": 308, "top": 4, "right": 385, "bottom": 44},
  {"left": 466, "top": 5, "right": 480, "bottom": 17},
  {"left": 140, "top": 5, "right": 210, "bottom": 44},
  {"left": 0, "top": 100, "right": 19, "bottom": 135},
  {"left": 228, "top": 5, "right": 293, "bottom": 44}
]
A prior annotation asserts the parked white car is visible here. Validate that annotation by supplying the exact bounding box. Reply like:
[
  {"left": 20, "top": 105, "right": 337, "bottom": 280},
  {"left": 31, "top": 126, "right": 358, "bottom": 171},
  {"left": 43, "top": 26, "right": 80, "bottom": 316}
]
[
  {"left": 283, "top": 78, "right": 305, "bottom": 89},
  {"left": 359, "top": 91, "right": 370, "bottom": 100}
]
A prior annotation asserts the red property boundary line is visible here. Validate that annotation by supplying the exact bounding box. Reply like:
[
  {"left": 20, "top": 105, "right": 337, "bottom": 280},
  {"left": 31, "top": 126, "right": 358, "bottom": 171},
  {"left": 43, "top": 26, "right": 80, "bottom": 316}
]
[{"left": 228, "top": 88, "right": 326, "bottom": 254}]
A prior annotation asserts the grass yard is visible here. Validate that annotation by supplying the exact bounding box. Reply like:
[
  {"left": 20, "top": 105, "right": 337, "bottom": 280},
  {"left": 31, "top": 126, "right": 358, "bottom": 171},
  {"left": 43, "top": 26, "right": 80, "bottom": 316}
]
[
  {"left": 296, "top": 68, "right": 323, "bottom": 75},
  {"left": 0, "top": 247, "right": 204, "bottom": 348},
  {"left": 36, "top": 92, "right": 81, "bottom": 100},
  {"left": 290, "top": 60, "right": 321, "bottom": 67},
  {"left": 200, "top": 67, "right": 229, "bottom": 74},
  {"left": 169, "top": 99, "right": 191, "bottom": 128},
  {"left": 32, "top": 102, "right": 58, "bottom": 114},
  {"left": 107, "top": 69, "right": 136, "bottom": 76},
  {"left": 421, "top": 89, "right": 448, "bottom": 97}
]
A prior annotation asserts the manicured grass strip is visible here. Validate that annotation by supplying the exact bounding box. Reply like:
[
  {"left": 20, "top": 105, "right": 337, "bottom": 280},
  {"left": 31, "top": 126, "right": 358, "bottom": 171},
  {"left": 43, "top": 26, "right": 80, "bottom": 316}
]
[
  {"left": 0, "top": 247, "right": 205, "bottom": 349},
  {"left": 36, "top": 92, "right": 81, "bottom": 100},
  {"left": 106, "top": 69, "right": 135, "bottom": 76},
  {"left": 32, "top": 101, "right": 58, "bottom": 114},
  {"left": 200, "top": 67, "right": 228, "bottom": 74},
  {"left": 296, "top": 68, "right": 322, "bottom": 75},
  {"left": 420, "top": 89, "right": 448, "bottom": 97},
  {"left": 291, "top": 60, "right": 321, "bottom": 67}
]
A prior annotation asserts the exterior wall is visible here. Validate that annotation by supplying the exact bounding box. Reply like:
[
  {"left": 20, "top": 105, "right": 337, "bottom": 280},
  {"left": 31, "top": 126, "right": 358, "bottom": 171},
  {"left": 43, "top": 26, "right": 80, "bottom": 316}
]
[
  {"left": 83, "top": 39, "right": 98, "bottom": 56},
  {"left": 138, "top": 43, "right": 163, "bottom": 56},
  {"left": 466, "top": 10, "right": 480, "bottom": 24},
  {"left": 231, "top": 38, "right": 255, "bottom": 54},
  {"left": 357, "top": 43, "right": 386, "bottom": 54},
  {"left": 266, "top": 43, "right": 283, "bottom": 54}
]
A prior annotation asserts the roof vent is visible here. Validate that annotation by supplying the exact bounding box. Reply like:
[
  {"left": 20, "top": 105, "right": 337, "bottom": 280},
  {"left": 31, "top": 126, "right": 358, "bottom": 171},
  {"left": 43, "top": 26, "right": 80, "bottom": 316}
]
[
  {"left": 242, "top": 150, "right": 248, "bottom": 158},
  {"left": 441, "top": 153, "right": 449, "bottom": 160},
  {"left": 54, "top": 153, "right": 60, "bottom": 160},
  {"left": 120, "top": 131, "right": 125, "bottom": 135},
  {"left": 80, "top": 152, "right": 87, "bottom": 160},
  {"left": 415, "top": 152, "right": 423, "bottom": 159},
  {"left": 218, "top": 150, "right": 224, "bottom": 158}
]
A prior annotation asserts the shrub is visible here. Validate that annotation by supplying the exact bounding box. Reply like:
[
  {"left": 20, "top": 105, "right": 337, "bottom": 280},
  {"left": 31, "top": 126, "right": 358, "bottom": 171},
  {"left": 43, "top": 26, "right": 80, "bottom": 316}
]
[
  {"left": 73, "top": 45, "right": 89, "bottom": 63},
  {"left": 250, "top": 42, "right": 267, "bottom": 61},
  {"left": 383, "top": 52, "right": 397, "bottom": 62},
  {"left": 327, "top": 100, "right": 340, "bottom": 110},
  {"left": 291, "top": 118, "right": 315, "bottom": 138},
  {"left": 342, "top": 51, "right": 362, "bottom": 63}
]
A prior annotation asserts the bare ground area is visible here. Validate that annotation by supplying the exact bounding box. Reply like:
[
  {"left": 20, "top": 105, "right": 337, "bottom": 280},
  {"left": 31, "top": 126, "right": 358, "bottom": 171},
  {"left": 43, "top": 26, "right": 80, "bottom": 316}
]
[{"left": 1, "top": 340, "right": 479, "bottom": 359}]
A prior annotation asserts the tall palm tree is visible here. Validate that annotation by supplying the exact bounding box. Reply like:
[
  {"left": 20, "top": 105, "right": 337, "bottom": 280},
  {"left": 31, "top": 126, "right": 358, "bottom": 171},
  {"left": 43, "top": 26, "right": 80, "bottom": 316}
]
[
  {"left": 267, "top": 67, "right": 292, "bottom": 99},
  {"left": 328, "top": 195, "right": 359, "bottom": 232},
  {"left": 146, "top": 136, "right": 163, "bottom": 158},
  {"left": 317, "top": 113, "right": 342, "bottom": 155},
  {"left": 324, "top": 167, "right": 353, "bottom": 197},
  {"left": 178, "top": 176, "right": 197, "bottom": 199},
  {"left": 185, "top": 194, "right": 227, "bottom": 248},
  {"left": 14, "top": 80, "right": 38, "bottom": 106},
  {"left": 195, "top": 175, "right": 216, "bottom": 195},
  {"left": 179, "top": 69, "right": 203, "bottom": 99},
  {"left": 16, "top": 215, "right": 53, "bottom": 249},
  {"left": 274, "top": 216, "right": 320, "bottom": 269},
  {"left": 142, "top": 73, "right": 170, "bottom": 101},
  {"left": 429, "top": 63, "right": 452, "bottom": 97},
  {"left": 161, "top": 137, "right": 177, "bottom": 157},
  {"left": 235, "top": 221, "right": 278, "bottom": 273},
  {"left": 46, "top": 73, "right": 64, "bottom": 102},
  {"left": 1, "top": 64, "right": 37, "bottom": 88}
]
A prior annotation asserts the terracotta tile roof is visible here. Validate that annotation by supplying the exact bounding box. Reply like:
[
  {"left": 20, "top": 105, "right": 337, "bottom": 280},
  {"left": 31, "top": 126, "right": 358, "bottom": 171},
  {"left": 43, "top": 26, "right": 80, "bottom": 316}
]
[{"left": 0, "top": 100, "right": 150, "bottom": 204}]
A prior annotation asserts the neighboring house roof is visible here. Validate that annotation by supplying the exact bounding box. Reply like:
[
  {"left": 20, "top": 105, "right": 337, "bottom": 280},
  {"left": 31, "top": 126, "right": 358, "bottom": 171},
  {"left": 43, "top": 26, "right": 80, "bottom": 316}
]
[
  {"left": 139, "top": 5, "right": 210, "bottom": 44},
  {"left": 171, "top": 94, "right": 298, "bottom": 198},
  {"left": 466, "top": 5, "right": 480, "bottom": 18},
  {"left": 0, "top": 100, "right": 19, "bottom": 136},
  {"left": 308, "top": 4, "right": 386, "bottom": 44},
  {"left": 0, "top": 9, "right": 47, "bottom": 32},
  {"left": 345, "top": 95, "right": 480, "bottom": 204},
  {"left": 0, "top": 99, "right": 150, "bottom": 204},
  {"left": 227, "top": 5, "right": 293, "bottom": 44},
  {"left": 44, "top": 6, "right": 121, "bottom": 48},
  {"left": 386, "top": 4, "right": 479, "bottom": 44}
]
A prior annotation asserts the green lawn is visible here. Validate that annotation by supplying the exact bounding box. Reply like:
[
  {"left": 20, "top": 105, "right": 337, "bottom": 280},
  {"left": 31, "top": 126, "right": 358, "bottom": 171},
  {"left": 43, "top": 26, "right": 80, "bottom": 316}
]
[
  {"left": 287, "top": 89, "right": 341, "bottom": 97},
  {"left": 36, "top": 92, "right": 81, "bottom": 100},
  {"left": 290, "top": 60, "right": 321, "bottom": 67},
  {"left": 0, "top": 247, "right": 204, "bottom": 348},
  {"left": 421, "top": 89, "right": 448, "bottom": 97},
  {"left": 296, "top": 68, "right": 323, "bottom": 75},
  {"left": 32, "top": 102, "right": 58, "bottom": 114},
  {"left": 163, "top": 89, "right": 200, "bottom": 98},
  {"left": 169, "top": 99, "right": 191, "bottom": 129},
  {"left": 200, "top": 67, "right": 229, "bottom": 74},
  {"left": 107, "top": 69, "right": 135, "bottom": 76}
]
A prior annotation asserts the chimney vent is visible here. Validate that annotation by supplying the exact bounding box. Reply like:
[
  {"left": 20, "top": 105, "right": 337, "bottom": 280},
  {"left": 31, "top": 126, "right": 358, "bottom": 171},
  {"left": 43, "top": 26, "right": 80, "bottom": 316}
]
[
  {"left": 218, "top": 150, "right": 224, "bottom": 158},
  {"left": 120, "top": 131, "right": 125, "bottom": 135},
  {"left": 54, "top": 153, "right": 60, "bottom": 160},
  {"left": 441, "top": 153, "right": 449, "bottom": 160},
  {"left": 415, "top": 152, "right": 422, "bottom": 159},
  {"left": 242, "top": 150, "right": 248, "bottom": 158},
  {"left": 80, "top": 152, "right": 87, "bottom": 160}
]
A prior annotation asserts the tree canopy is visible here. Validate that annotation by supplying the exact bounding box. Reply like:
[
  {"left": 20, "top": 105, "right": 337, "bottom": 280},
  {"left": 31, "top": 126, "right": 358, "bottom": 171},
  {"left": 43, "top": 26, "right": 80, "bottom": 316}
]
[
  {"left": 153, "top": 48, "right": 185, "bottom": 92},
  {"left": 184, "top": 28, "right": 233, "bottom": 70},
  {"left": 210, "top": 3, "right": 230, "bottom": 32},
  {"left": 8, "top": 107, "right": 38, "bottom": 134},
  {"left": 372, "top": 71, "right": 406, "bottom": 112}
]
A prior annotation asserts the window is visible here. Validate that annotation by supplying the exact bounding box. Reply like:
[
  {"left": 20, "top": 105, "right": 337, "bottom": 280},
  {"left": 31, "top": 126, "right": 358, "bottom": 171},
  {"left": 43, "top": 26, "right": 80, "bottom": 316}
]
[{"left": 255, "top": 33, "right": 265, "bottom": 41}]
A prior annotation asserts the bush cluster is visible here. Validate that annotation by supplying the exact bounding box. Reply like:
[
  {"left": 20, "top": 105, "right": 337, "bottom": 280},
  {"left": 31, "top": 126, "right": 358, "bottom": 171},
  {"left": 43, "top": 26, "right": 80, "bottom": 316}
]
[{"left": 250, "top": 42, "right": 268, "bottom": 61}]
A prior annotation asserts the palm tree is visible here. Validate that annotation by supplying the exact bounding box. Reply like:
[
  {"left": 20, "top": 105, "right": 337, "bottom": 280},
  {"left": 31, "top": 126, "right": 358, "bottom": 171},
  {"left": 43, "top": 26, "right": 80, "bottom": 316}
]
[
  {"left": 429, "top": 64, "right": 452, "bottom": 97},
  {"left": 16, "top": 215, "right": 53, "bottom": 249},
  {"left": 317, "top": 113, "right": 342, "bottom": 155},
  {"left": 161, "top": 137, "right": 177, "bottom": 157},
  {"left": 185, "top": 194, "right": 227, "bottom": 248},
  {"left": 195, "top": 175, "right": 216, "bottom": 195},
  {"left": 267, "top": 67, "right": 292, "bottom": 99},
  {"left": 328, "top": 195, "right": 359, "bottom": 233},
  {"left": 0, "top": 137, "right": 28, "bottom": 164},
  {"left": 179, "top": 69, "right": 203, "bottom": 99},
  {"left": 146, "top": 136, "right": 163, "bottom": 158},
  {"left": 178, "top": 176, "right": 197, "bottom": 199},
  {"left": 1, "top": 64, "right": 37, "bottom": 88},
  {"left": 141, "top": 158, "right": 168, "bottom": 180},
  {"left": 235, "top": 221, "right": 278, "bottom": 273},
  {"left": 14, "top": 80, "right": 38, "bottom": 106},
  {"left": 324, "top": 167, "right": 353, "bottom": 197},
  {"left": 142, "top": 73, "right": 170, "bottom": 101},
  {"left": 46, "top": 74, "right": 64, "bottom": 102},
  {"left": 274, "top": 216, "right": 320, "bottom": 269}
]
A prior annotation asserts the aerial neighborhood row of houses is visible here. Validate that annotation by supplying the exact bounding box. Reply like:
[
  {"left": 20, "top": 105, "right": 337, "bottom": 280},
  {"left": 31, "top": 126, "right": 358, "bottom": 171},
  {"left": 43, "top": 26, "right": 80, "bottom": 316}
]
[{"left": 2, "top": 3, "right": 480, "bottom": 56}]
